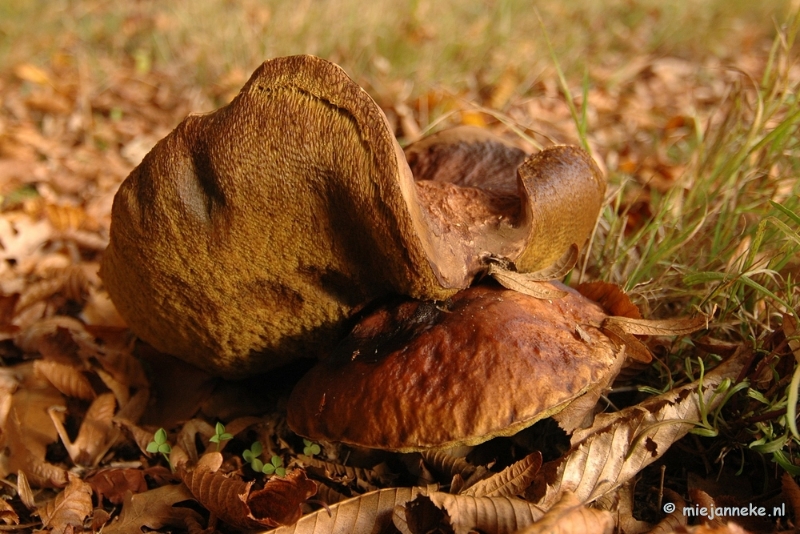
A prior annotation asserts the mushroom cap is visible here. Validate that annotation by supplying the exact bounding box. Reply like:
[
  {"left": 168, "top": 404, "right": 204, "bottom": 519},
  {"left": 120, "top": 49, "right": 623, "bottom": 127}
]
[
  {"left": 100, "top": 55, "right": 604, "bottom": 378},
  {"left": 287, "top": 282, "right": 620, "bottom": 452}
]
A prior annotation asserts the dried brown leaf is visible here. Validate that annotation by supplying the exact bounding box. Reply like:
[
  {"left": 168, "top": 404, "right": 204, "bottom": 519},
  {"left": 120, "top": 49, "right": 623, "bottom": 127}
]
[
  {"left": 0, "top": 497, "right": 19, "bottom": 525},
  {"left": 419, "top": 450, "right": 479, "bottom": 482},
  {"left": 784, "top": 313, "right": 800, "bottom": 363},
  {"left": 399, "top": 491, "right": 545, "bottom": 534},
  {"left": 781, "top": 472, "right": 800, "bottom": 522},
  {"left": 246, "top": 469, "right": 318, "bottom": 527},
  {"left": 113, "top": 417, "right": 157, "bottom": 455},
  {"left": 528, "top": 350, "right": 747, "bottom": 509},
  {"left": 575, "top": 281, "right": 642, "bottom": 319},
  {"left": 488, "top": 264, "right": 568, "bottom": 299},
  {"left": 34, "top": 359, "right": 95, "bottom": 400},
  {"left": 35, "top": 473, "right": 93, "bottom": 534},
  {"left": 649, "top": 488, "right": 687, "bottom": 534},
  {"left": 49, "top": 392, "right": 118, "bottom": 466},
  {"left": 602, "top": 322, "right": 653, "bottom": 364},
  {"left": 176, "top": 419, "right": 215, "bottom": 462},
  {"left": 0, "top": 405, "right": 68, "bottom": 488},
  {"left": 86, "top": 467, "right": 148, "bottom": 505},
  {"left": 512, "top": 491, "right": 613, "bottom": 534},
  {"left": 603, "top": 315, "right": 707, "bottom": 336},
  {"left": 461, "top": 452, "right": 542, "bottom": 497},
  {"left": 16, "top": 470, "right": 35, "bottom": 509},
  {"left": 300, "top": 455, "right": 396, "bottom": 487},
  {"left": 103, "top": 484, "right": 201, "bottom": 534},
  {"left": 270, "top": 486, "right": 427, "bottom": 534}
]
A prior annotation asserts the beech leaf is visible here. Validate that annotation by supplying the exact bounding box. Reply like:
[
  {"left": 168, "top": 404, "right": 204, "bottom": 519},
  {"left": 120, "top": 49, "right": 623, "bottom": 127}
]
[
  {"left": 397, "top": 491, "right": 545, "bottom": 534},
  {"left": 512, "top": 491, "right": 613, "bottom": 534},
  {"left": 529, "top": 350, "right": 748, "bottom": 510},
  {"left": 33, "top": 359, "right": 95, "bottom": 400},
  {"left": 461, "top": 452, "right": 542, "bottom": 497},
  {"left": 487, "top": 264, "right": 568, "bottom": 299},
  {"left": 35, "top": 473, "right": 93, "bottom": 534},
  {"left": 270, "top": 487, "right": 428, "bottom": 534},
  {"left": 603, "top": 315, "right": 707, "bottom": 336}
]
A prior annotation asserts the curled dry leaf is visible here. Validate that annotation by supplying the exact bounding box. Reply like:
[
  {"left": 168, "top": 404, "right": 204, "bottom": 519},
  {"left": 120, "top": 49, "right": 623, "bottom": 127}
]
[
  {"left": 270, "top": 486, "right": 428, "bottom": 534},
  {"left": 781, "top": 472, "right": 800, "bottom": 521},
  {"left": 419, "top": 450, "right": 485, "bottom": 484},
  {"left": 0, "top": 405, "right": 68, "bottom": 488},
  {"left": 299, "top": 455, "right": 396, "bottom": 488},
  {"left": 575, "top": 281, "right": 641, "bottom": 319},
  {"left": 245, "top": 470, "right": 318, "bottom": 527},
  {"left": 487, "top": 263, "right": 569, "bottom": 298},
  {"left": 396, "top": 491, "right": 545, "bottom": 534},
  {"left": 16, "top": 470, "right": 35, "bottom": 510},
  {"left": 35, "top": 473, "right": 93, "bottom": 534},
  {"left": 461, "top": 452, "right": 542, "bottom": 498},
  {"left": 649, "top": 488, "right": 687, "bottom": 534},
  {"left": 49, "top": 392, "right": 118, "bottom": 467},
  {"left": 34, "top": 359, "right": 95, "bottom": 400},
  {"left": 0, "top": 498, "right": 19, "bottom": 526},
  {"left": 86, "top": 467, "right": 148, "bottom": 505},
  {"left": 180, "top": 452, "right": 317, "bottom": 529},
  {"left": 528, "top": 349, "right": 748, "bottom": 510},
  {"left": 512, "top": 491, "right": 614, "bottom": 534},
  {"left": 103, "top": 484, "right": 201, "bottom": 534},
  {"left": 603, "top": 315, "right": 707, "bottom": 337}
]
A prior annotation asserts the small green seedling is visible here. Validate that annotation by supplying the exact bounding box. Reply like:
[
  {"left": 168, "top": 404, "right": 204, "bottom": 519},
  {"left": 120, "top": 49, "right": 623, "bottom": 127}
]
[
  {"left": 146, "top": 428, "right": 173, "bottom": 469},
  {"left": 243, "top": 441, "right": 265, "bottom": 472},
  {"left": 303, "top": 439, "right": 321, "bottom": 456},
  {"left": 262, "top": 455, "right": 285, "bottom": 477},
  {"left": 209, "top": 422, "right": 233, "bottom": 450}
]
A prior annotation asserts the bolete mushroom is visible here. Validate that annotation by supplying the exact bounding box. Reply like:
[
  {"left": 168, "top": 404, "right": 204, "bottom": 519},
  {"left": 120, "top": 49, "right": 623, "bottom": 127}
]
[
  {"left": 287, "top": 281, "right": 622, "bottom": 452},
  {"left": 100, "top": 55, "right": 605, "bottom": 377}
]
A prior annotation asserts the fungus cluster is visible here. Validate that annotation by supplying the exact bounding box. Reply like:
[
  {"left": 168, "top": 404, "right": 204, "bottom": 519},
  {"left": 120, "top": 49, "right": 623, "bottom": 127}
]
[{"left": 102, "top": 55, "right": 616, "bottom": 451}]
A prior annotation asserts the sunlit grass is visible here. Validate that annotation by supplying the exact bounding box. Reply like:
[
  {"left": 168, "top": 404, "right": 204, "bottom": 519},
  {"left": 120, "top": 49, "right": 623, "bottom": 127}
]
[{"left": 0, "top": 0, "right": 792, "bottom": 99}]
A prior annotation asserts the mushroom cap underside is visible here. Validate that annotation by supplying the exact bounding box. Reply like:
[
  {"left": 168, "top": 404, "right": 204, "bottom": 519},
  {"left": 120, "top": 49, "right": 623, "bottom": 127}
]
[{"left": 287, "top": 282, "right": 619, "bottom": 452}]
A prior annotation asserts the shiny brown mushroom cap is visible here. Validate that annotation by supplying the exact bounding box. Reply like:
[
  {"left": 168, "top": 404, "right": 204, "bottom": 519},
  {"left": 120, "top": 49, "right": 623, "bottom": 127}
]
[{"left": 287, "top": 282, "right": 620, "bottom": 452}]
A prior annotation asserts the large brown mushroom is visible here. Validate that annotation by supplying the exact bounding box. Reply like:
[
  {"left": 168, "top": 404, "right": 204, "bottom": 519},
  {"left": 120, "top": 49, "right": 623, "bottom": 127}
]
[
  {"left": 100, "top": 55, "right": 605, "bottom": 377},
  {"left": 287, "top": 281, "right": 623, "bottom": 452}
]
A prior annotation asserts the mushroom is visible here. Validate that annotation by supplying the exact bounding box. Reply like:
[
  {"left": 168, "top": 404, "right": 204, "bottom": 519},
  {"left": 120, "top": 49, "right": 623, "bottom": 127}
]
[
  {"left": 287, "top": 281, "right": 622, "bottom": 452},
  {"left": 100, "top": 55, "right": 605, "bottom": 378}
]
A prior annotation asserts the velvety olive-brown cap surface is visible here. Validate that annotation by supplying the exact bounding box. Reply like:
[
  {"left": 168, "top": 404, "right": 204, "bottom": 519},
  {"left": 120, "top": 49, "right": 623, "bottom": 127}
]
[
  {"left": 287, "top": 282, "right": 619, "bottom": 452},
  {"left": 101, "top": 55, "right": 605, "bottom": 378}
]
